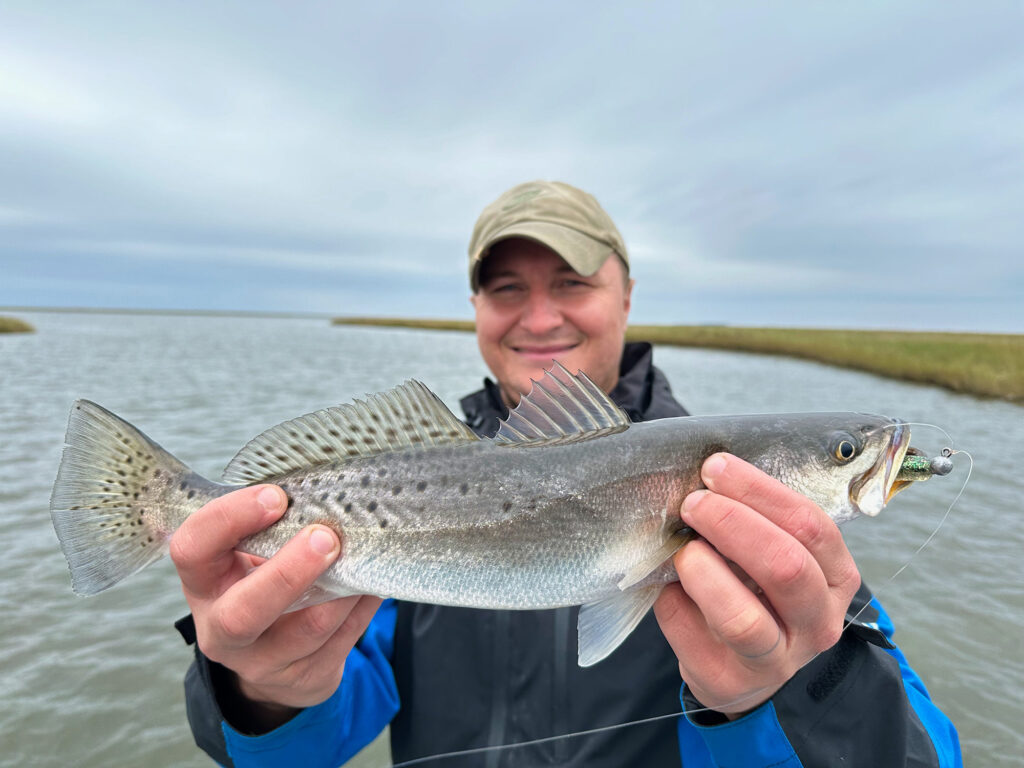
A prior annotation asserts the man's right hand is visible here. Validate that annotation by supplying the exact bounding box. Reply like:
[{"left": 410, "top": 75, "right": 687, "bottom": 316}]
[{"left": 170, "top": 484, "right": 383, "bottom": 731}]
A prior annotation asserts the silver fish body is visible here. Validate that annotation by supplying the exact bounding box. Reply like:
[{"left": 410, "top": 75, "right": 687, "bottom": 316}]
[{"left": 50, "top": 364, "right": 919, "bottom": 665}]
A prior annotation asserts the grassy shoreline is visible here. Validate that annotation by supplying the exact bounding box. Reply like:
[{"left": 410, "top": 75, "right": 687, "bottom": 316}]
[
  {"left": 0, "top": 315, "right": 34, "bottom": 333},
  {"left": 333, "top": 317, "right": 1023, "bottom": 403}
]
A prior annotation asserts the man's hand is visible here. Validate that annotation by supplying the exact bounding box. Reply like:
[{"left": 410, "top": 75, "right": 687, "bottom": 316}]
[
  {"left": 654, "top": 453, "right": 861, "bottom": 716},
  {"left": 170, "top": 485, "right": 383, "bottom": 729}
]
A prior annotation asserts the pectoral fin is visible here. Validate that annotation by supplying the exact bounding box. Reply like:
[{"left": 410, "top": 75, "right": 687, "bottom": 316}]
[
  {"left": 577, "top": 584, "right": 664, "bottom": 667},
  {"left": 284, "top": 583, "right": 355, "bottom": 613},
  {"left": 616, "top": 529, "right": 693, "bottom": 591}
]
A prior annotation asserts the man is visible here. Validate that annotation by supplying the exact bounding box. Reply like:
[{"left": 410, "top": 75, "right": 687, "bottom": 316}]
[{"left": 174, "top": 181, "right": 962, "bottom": 766}]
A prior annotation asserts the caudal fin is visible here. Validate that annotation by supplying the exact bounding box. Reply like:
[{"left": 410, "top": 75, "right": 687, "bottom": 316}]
[{"left": 50, "top": 400, "right": 198, "bottom": 595}]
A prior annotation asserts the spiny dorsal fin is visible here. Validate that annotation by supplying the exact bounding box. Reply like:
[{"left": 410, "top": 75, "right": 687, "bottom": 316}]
[
  {"left": 222, "top": 381, "right": 479, "bottom": 484},
  {"left": 493, "top": 362, "right": 631, "bottom": 446}
]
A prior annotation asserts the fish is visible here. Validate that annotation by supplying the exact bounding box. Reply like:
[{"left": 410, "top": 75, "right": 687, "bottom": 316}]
[{"left": 50, "top": 363, "right": 925, "bottom": 667}]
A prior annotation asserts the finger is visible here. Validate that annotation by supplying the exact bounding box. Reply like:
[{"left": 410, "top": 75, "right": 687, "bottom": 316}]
[
  {"left": 681, "top": 488, "right": 830, "bottom": 635},
  {"left": 238, "top": 596, "right": 385, "bottom": 709},
  {"left": 654, "top": 582, "right": 717, "bottom": 667},
  {"left": 261, "top": 593, "right": 382, "bottom": 664},
  {"left": 673, "top": 537, "right": 783, "bottom": 660},
  {"left": 701, "top": 454, "right": 852, "bottom": 585},
  {"left": 211, "top": 525, "right": 341, "bottom": 649},
  {"left": 170, "top": 485, "right": 287, "bottom": 598}
]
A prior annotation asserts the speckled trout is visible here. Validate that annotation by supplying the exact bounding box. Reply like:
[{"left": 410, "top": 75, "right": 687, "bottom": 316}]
[{"left": 50, "top": 364, "right": 933, "bottom": 666}]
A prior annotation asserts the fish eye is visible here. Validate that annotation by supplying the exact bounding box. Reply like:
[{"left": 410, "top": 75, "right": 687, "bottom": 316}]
[{"left": 831, "top": 435, "right": 859, "bottom": 463}]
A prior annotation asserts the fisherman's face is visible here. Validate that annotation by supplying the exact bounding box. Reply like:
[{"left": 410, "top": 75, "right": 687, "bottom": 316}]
[{"left": 471, "top": 238, "right": 633, "bottom": 407}]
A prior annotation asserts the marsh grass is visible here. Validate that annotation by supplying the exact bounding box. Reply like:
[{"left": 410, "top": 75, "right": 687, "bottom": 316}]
[
  {"left": 333, "top": 317, "right": 1024, "bottom": 402},
  {"left": 0, "top": 315, "right": 34, "bottom": 333}
]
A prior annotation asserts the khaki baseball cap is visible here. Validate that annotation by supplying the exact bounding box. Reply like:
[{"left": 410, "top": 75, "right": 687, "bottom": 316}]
[{"left": 468, "top": 180, "right": 629, "bottom": 290}]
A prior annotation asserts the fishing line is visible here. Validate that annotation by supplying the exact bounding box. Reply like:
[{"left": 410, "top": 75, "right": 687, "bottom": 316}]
[
  {"left": 389, "top": 687, "right": 775, "bottom": 768},
  {"left": 392, "top": 420, "right": 972, "bottom": 767},
  {"left": 840, "top": 421, "right": 972, "bottom": 633},
  {"left": 888, "top": 446, "right": 972, "bottom": 582}
]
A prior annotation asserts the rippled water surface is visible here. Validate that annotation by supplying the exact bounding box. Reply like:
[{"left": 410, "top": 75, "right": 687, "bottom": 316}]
[{"left": 1, "top": 313, "right": 1020, "bottom": 767}]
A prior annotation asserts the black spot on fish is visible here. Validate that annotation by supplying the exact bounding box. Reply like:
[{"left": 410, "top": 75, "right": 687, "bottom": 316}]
[
  {"left": 392, "top": 485, "right": 402, "bottom": 495},
  {"left": 377, "top": 467, "right": 387, "bottom": 477},
  {"left": 361, "top": 475, "right": 371, "bottom": 487},
  {"left": 351, "top": 424, "right": 362, "bottom": 433},
  {"left": 368, "top": 501, "right": 378, "bottom": 512},
  {"left": 372, "top": 413, "right": 382, "bottom": 422},
  {"left": 276, "top": 454, "right": 288, "bottom": 462},
  {"left": 323, "top": 445, "right": 335, "bottom": 453},
  {"left": 154, "top": 469, "right": 162, "bottom": 478},
  {"left": 344, "top": 503, "right": 353, "bottom": 513},
  {"left": 379, "top": 519, "right": 388, "bottom": 528},
  {"left": 320, "top": 492, "right": 328, "bottom": 502},
  {"left": 290, "top": 443, "right": 303, "bottom": 452},
  {"left": 367, "top": 426, "right": 377, "bottom": 435},
  {"left": 187, "top": 490, "right": 195, "bottom": 499},
  {"left": 125, "top": 456, "right": 132, "bottom": 464},
  {"left": 336, "top": 491, "right": 347, "bottom": 502},
  {"left": 428, "top": 430, "right": 442, "bottom": 438},
  {"left": 416, "top": 481, "right": 427, "bottom": 491},
  {"left": 329, "top": 429, "right": 341, "bottom": 438},
  {"left": 258, "top": 461, "right": 270, "bottom": 468},
  {"left": 502, "top": 501, "right": 513, "bottom": 512},
  {"left": 459, "top": 483, "right": 469, "bottom": 495},
  {"left": 305, "top": 433, "right": 315, "bottom": 441},
  {"left": 310, "top": 477, "right": 319, "bottom": 487},
  {"left": 385, "top": 428, "right": 397, "bottom": 439}
]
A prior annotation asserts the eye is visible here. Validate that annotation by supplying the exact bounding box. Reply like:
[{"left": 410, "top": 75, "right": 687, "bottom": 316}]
[{"left": 832, "top": 437, "right": 858, "bottom": 463}]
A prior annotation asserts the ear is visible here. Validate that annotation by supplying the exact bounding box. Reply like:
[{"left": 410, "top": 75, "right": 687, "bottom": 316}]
[{"left": 623, "top": 278, "right": 635, "bottom": 316}]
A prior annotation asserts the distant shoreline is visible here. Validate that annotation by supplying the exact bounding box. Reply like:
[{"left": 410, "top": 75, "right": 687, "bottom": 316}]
[
  {"left": 0, "top": 315, "right": 34, "bottom": 333},
  {"left": 332, "top": 317, "right": 1024, "bottom": 403},
  {"left": 4, "top": 308, "right": 1019, "bottom": 401}
]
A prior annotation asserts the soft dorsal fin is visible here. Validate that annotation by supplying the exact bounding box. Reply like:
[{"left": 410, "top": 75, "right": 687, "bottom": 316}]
[
  {"left": 222, "top": 380, "right": 479, "bottom": 483},
  {"left": 493, "top": 362, "right": 631, "bottom": 446}
]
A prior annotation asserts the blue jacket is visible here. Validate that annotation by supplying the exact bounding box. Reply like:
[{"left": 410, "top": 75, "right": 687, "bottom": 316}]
[{"left": 179, "top": 343, "right": 962, "bottom": 767}]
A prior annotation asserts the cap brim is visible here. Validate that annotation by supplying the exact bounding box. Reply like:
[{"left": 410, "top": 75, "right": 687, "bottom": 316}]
[{"left": 470, "top": 222, "right": 614, "bottom": 290}]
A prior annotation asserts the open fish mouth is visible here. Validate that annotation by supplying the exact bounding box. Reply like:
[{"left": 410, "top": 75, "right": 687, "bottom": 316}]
[{"left": 850, "top": 421, "right": 911, "bottom": 516}]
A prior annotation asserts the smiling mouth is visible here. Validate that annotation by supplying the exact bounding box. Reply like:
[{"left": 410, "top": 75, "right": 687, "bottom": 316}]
[{"left": 510, "top": 343, "right": 581, "bottom": 357}]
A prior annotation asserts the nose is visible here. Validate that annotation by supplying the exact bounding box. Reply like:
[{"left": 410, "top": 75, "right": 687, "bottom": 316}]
[{"left": 518, "top": 291, "right": 563, "bottom": 335}]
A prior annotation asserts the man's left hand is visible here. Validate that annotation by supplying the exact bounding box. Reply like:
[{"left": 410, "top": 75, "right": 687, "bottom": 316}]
[{"left": 653, "top": 452, "right": 861, "bottom": 716}]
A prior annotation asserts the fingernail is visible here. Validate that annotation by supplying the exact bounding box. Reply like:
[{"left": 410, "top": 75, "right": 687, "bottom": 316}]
[
  {"left": 681, "top": 490, "right": 706, "bottom": 522},
  {"left": 703, "top": 453, "right": 727, "bottom": 480},
  {"left": 309, "top": 527, "right": 338, "bottom": 556},
  {"left": 257, "top": 486, "right": 285, "bottom": 517}
]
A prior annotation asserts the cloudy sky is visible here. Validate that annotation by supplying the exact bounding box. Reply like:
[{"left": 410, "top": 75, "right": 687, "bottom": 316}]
[{"left": 1, "top": 2, "right": 1021, "bottom": 331}]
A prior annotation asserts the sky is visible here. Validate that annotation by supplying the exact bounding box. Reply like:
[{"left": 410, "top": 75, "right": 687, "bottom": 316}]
[{"left": 1, "top": 2, "right": 1021, "bottom": 331}]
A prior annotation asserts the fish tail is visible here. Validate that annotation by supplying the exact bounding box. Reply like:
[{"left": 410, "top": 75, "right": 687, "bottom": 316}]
[{"left": 50, "top": 400, "right": 216, "bottom": 596}]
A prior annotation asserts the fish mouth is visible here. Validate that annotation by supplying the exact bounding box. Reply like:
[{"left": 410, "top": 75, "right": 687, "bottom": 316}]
[{"left": 850, "top": 421, "right": 911, "bottom": 516}]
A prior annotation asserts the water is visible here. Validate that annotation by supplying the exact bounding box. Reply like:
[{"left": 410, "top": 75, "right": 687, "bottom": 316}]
[{"left": 1, "top": 312, "right": 1020, "bottom": 767}]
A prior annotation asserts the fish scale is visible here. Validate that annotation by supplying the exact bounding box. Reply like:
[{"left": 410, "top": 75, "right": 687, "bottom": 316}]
[{"left": 50, "top": 363, "right": 943, "bottom": 667}]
